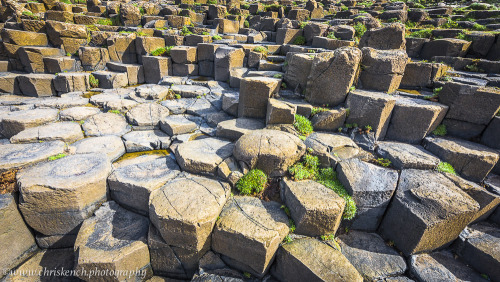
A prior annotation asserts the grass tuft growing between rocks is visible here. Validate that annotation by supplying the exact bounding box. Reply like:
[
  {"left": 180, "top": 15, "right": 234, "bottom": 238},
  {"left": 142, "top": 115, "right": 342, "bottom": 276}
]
[
  {"left": 432, "top": 124, "right": 447, "bottom": 136},
  {"left": 89, "top": 74, "right": 99, "bottom": 88},
  {"left": 288, "top": 154, "right": 356, "bottom": 220},
  {"left": 236, "top": 169, "right": 268, "bottom": 195},
  {"left": 151, "top": 46, "right": 174, "bottom": 56},
  {"left": 293, "top": 114, "right": 313, "bottom": 136},
  {"left": 48, "top": 154, "right": 67, "bottom": 161},
  {"left": 436, "top": 162, "right": 457, "bottom": 175},
  {"left": 292, "top": 36, "right": 306, "bottom": 45}
]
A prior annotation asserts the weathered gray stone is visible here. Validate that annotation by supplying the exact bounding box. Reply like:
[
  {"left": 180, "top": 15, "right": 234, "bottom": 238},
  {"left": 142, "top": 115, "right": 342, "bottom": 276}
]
[
  {"left": 126, "top": 103, "right": 170, "bottom": 130},
  {"left": 129, "top": 84, "right": 171, "bottom": 102},
  {"left": 376, "top": 141, "right": 440, "bottom": 170},
  {"left": 1, "top": 108, "right": 59, "bottom": 138},
  {"left": 385, "top": 96, "right": 448, "bottom": 144},
  {"left": 212, "top": 196, "right": 289, "bottom": 278},
  {"left": 175, "top": 137, "right": 234, "bottom": 175},
  {"left": 74, "top": 201, "right": 152, "bottom": 281},
  {"left": 424, "top": 136, "right": 499, "bottom": 182},
  {"left": 310, "top": 108, "right": 347, "bottom": 131},
  {"left": 0, "top": 193, "right": 38, "bottom": 279},
  {"left": 272, "top": 238, "right": 363, "bottom": 282},
  {"left": 60, "top": 106, "right": 101, "bottom": 121},
  {"left": 216, "top": 118, "right": 266, "bottom": 142},
  {"left": 345, "top": 89, "right": 396, "bottom": 140},
  {"left": 10, "top": 121, "right": 84, "bottom": 144},
  {"left": 233, "top": 130, "right": 306, "bottom": 177},
  {"left": 481, "top": 116, "right": 500, "bottom": 150},
  {"left": 359, "top": 23, "right": 406, "bottom": 50},
  {"left": 142, "top": 56, "right": 172, "bottom": 84},
  {"left": 337, "top": 158, "right": 399, "bottom": 231},
  {"left": 238, "top": 77, "right": 280, "bottom": 118},
  {"left": 122, "top": 130, "right": 171, "bottom": 152},
  {"left": 379, "top": 169, "right": 480, "bottom": 256},
  {"left": 409, "top": 250, "right": 486, "bottom": 282},
  {"left": 304, "top": 132, "right": 360, "bottom": 167},
  {"left": 305, "top": 47, "right": 362, "bottom": 106},
  {"left": 160, "top": 115, "right": 198, "bottom": 136},
  {"left": 72, "top": 135, "right": 125, "bottom": 162},
  {"left": 109, "top": 154, "right": 179, "bottom": 215},
  {"left": 359, "top": 47, "right": 408, "bottom": 93},
  {"left": 149, "top": 174, "right": 230, "bottom": 273},
  {"left": 214, "top": 47, "right": 245, "bottom": 82},
  {"left": 0, "top": 141, "right": 66, "bottom": 172},
  {"left": 283, "top": 53, "right": 314, "bottom": 92},
  {"left": 338, "top": 231, "right": 407, "bottom": 281},
  {"left": 18, "top": 153, "right": 111, "bottom": 236},
  {"left": 280, "top": 178, "right": 344, "bottom": 236},
  {"left": 266, "top": 98, "right": 296, "bottom": 125},
  {"left": 420, "top": 38, "right": 471, "bottom": 60},
  {"left": 82, "top": 112, "right": 132, "bottom": 136}
]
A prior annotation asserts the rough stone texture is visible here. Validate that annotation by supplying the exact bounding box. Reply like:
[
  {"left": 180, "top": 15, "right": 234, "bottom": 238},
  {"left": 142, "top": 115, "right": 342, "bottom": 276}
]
[
  {"left": 272, "top": 238, "right": 363, "bottom": 282},
  {"left": 216, "top": 118, "right": 266, "bottom": 141},
  {"left": 126, "top": 103, "right": 169, "bottom": 129},
  {"left": 359, "top": 47, "right": 408, "bottom": 93},
  {"left": 305, "top": 47, "right": 362, "bottom": 106},
  {"left": 143, "top": 56, "right": 172, "bottom": 84},
  {"left": 72, "top": 135, "right": 125, "bottom": 162},
  {"left": 233, "top": 129, "right": 306, "bottom": 177},
  {"left": 109, "top": 154, "right": 180, "bottom": 215},
  {"left": 160, "top": 115, "right": 198, "bottom": 136},
  {"left": 481, "top": 116, "right": 500, "bottom": 150},
  {"left": 175, "top": 137, "right": 234, "bottom": 175},
  {"left": 10, "top": 121, "right": 84, "bottom": 144},
  {"left": 17, "top": 74, "right": 57, "bottom": 97},
  {"left": 0, "top": 141, "right": 66, "bottom": 172},
  {"left": 130, "top": 84, "right": 170, "bottom": 102},
  {"left": 304, "top": 132, "right": 360, "bottom": 167},
  {"left": 122, "top": 130, "right": 171, "bottom": 152},
  {"left": 376, "top": 141, "right": 440, "bottom": 170},
  {"left": 359, "top": 23, "right": 406, "bottom": 50},
  {"left": 82, "top": 112, "right": 132, "bottom": 136},
  {"left": 0, "top": 193, "right": 38, "bottom": 278},
  {"left": 212, "top": 196, "right": 289, "bottom": 278},
  {"left": 149, "top": 174, "right": 230, "bottom": 275},
  {"left": 337, "top": 231, "right": 407, "bottom": 281},
  {"left": 214, "top": 47, "right": 245, "bottom": 82},
  {"left": 337, "top": 158, "right": 399, "bottom": 231},
  {"left": 283, "top": 53, "right": 314, "bottom": 92},
  {"left": 74, "top": 201, "right": 152, "bottom": 281},
  {"left": 2, "top": 248, "right": 76, "bottom": 281},
  {"left": 439, "top": 82, "right": 500, "bottom": 126},
  {"left": 310, "top": 108, "right": 347, "bottom": 131},
  {"left": 18, "top": 153, "right": 111, "bottom": 236},
  {"left": 345, "top": 89, "right": 396, "bottom": 140},
  {"left": 1, "top": 108, "right": 59, "bottom": 138},
  {"left": 424, "top": 136, "right": 499, "bottom": 182},
  {"left": 409, "top": 250, "right": 486, "bottom": 282},
  {"left": 385, "top": 96, "right": 448, "bottom": 144},
  {"left": 455, "top": 222, "right": 500, "bottom": 282},
  {"left": 420, "top": 38, "right": 471, "bottom": 60},
  {"left": 238, "top": 77, "right": 280, "bottom": 118},
  {"left": 266, "top": 98, "right": 296, "bottom": 125},
  {"left": 379, "top": 169, "right": 480, "bottom": 256},
  {"left": 280, "top": 178, "right": 345, "bottom": 236},
  {"left": 60, "top": 106, "right": 100, "bottom": 121}
]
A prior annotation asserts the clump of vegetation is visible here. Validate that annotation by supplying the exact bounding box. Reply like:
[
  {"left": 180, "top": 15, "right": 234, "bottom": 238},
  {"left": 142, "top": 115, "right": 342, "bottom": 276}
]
[
  {"left": 425, "top": 86, "right": 442, "bottom": 101},
  {"left": 326, "top": 32, "right": 337, "bottom": 39},
  {"left": 456, "top": 32, "right": 472, "bottom": 41},
  {"left": 432, "top": 124, "right": 447, "bottom": 136},
  {"left": 151, "top": 46, "right": 174, "bottom": 56},
  {"left": 89, "top": 74, "right": 99, "bottom": 88},
  {"left": 375, "top": 158, "right": 391, "bottom": 167},
  {"left": 293, "top": 36, "right": 306, "bottom": 45},
  {"left": 288, "top": 154, "right": 356, "bottom": 220},
  {"left": 464, "top": 62, "right": 484, "bottom": 73},
  {"left": 311, "top": 107, "right": 329, "bottom": 116},
  {"left": 353, "top": 22, "right": 367, "bottom": 38},
  {"left": 212, "top": 34, "right": 222, "bottom": 40},
  {"left": 299, "top": 21, "right": 308, "bottom": 29},
  {"left": 472, "top": 23, "right": 487, "bottom": 31},
  {"left": 293, "top": 114, "right": 313, "bottom": 136},
  {"left": 253, "top": 46, "right": 268, "bottom": 55},
  {"left": 48, "top": 154, "right": 66, "bottom": 161},
  {"left": 108, "top": 110, "right": 122, "bottom": 115},
  {"left": 283, "top": 235, "right": 293, "bottom": 243},
  {"left": 273, "top": 73, "right": 283, "bottom": 79},
  {"left": 244, "top": 20, "right": 249, "bottom": 28},
  {"left": 436, "top": 162, "right": 456, "bottom": 175},
  {"left": 97, "top": 18, "right": 113, "bottom": 26},
  {"left": 235, "top": 169, "right": 268, "bottom": 195},
  {"left": 207, "top": 0, "right": 217, "bottom": 4},
  {"left": 180, "top": 25, "right": 193, "bottom": 36},
  {"left": 289, "top": 154, "right": 319, "bottom": 181},
  {"left": 320, "top": 234, "right": 335, "bottom": 241},
  {"left": 409, "top": 29, "right": 432, "bottom": 38}
]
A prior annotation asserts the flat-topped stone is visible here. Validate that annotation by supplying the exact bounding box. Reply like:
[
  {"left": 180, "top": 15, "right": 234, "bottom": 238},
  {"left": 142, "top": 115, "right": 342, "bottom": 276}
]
[
  {"left": 175, "top": 137, "right": 234, "bottom": 175},
  {"left": 304, "top": 132, "right": 360, "bottom": 167},
  {"left": 10, "top": 121, "right": 84, "bottom": 144},
  {"left": 122, "top": 130, "right": 171, "bottom": 152},
  {"left": 1, "top": 108, "right": 59, "bottom": 138},
  {"left": 215, "top": 118, "right": 266, "bottom": 141},
  {"left": 60, "top": 106, "right": 101, "bottom": 121},
  {"left": 82, "top": 112, "right": 131, "bottom": 136},
  {"left": 109, "top": 154, "right": 180, "bottom": 215},
  {"left": 18, "top": 153, "right": 111, "bottom": 236},
  {"left": 160, "top": 115, "right": 198, "bottom": 136},
  {"left": 0, "top": 141, "right": 66, "bottom": 172},
  {"left": 71, "top": 135, "right": 125, "bottom": 162},
  {"left": 376, "top": 141, "right": 440, "bottom": 170}
]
